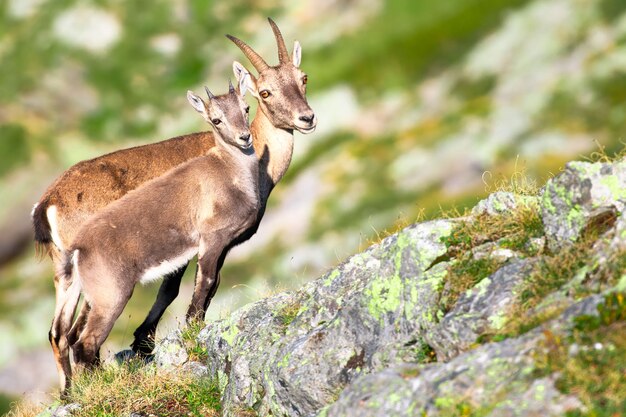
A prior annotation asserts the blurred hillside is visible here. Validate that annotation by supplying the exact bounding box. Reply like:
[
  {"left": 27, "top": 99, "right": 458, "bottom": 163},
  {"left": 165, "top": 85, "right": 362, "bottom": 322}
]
[{"left": 1, "top": 0, "right": 626, "bottom": 410}]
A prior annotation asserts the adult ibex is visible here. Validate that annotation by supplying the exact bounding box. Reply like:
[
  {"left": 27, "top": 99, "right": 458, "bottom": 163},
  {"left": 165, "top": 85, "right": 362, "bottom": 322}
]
[
  {"left": 128, "top": 17, "right": 317, "bottom": 351},
  {"left": 52, "top": 80, "right": 257, "bottom": 391}
]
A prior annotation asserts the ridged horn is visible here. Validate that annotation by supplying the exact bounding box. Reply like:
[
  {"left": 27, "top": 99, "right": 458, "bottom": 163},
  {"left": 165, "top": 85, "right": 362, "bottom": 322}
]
[
  {"left": 228, "top": 79, "right": 235, "bottom": 93},
  {"left": 268, "top": 17, "right": 289, "bottom": 64},
  {"left": 226, "top": 34, "right": 269, "bottom": 72},
  {"left": 204, "top": 86, "right": 215, "bottom": 99}
]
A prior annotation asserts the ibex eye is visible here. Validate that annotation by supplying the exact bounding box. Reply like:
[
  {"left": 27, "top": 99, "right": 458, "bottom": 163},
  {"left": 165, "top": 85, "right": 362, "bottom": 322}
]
[
  {"left": 302, "top": 75, "right": 308, "bottom": 85},
  {"left": 260, "top": 90, "right": 271, "bottom": 99},
  {"left": 212, "top": 119, "right": 221, "bottom": 125}
]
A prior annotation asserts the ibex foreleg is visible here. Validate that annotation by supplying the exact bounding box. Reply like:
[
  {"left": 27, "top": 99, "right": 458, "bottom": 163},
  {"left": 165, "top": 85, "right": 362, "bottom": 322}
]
[
  {"left": 186, "top": 237, "right": 224, "bottom": 323},
  {"left": 203, "top": 272, "right": 222, "bottom": 312}
]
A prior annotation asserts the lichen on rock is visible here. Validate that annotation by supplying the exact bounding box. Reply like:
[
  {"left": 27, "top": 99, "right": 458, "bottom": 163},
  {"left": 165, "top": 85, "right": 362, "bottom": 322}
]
[{"left": 541, "top": 160, "right": 625, "bottom": 251}]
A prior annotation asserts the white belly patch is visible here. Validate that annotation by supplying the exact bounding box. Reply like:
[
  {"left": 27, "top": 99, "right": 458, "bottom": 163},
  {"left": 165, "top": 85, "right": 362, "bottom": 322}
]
[{"left": 139, "top": 247, "right": 197, "bottom": 285}]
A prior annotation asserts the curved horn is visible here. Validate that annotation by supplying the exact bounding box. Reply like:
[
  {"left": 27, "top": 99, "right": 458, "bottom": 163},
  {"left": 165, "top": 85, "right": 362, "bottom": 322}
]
[
  {"left": 226, "top": 34, "right": 269, "bottom": 72},
  {"left": 204, "top": 86, "right": 215, "bottom": 99},
  {"left": 228, "top": 78, "right": 235, "bottom": 93},
  {"left": 268, "top": 17, "right": 289, "bottom": 64}
]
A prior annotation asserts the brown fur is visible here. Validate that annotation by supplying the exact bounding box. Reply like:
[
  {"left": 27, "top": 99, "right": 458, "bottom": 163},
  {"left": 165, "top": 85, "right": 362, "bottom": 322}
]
[{"left": 35, "top": 131, "right": 216, "bottom": 251}]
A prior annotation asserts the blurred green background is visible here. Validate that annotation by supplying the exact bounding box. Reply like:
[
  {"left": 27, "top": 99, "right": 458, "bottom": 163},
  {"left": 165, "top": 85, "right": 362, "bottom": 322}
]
[{"left": 1, "top": 0, "right": 626, "bottom": 411}]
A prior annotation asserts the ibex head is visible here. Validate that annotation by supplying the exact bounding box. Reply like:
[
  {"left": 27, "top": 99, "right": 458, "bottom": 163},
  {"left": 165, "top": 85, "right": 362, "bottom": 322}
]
[
  {"left": 227, "top": 18, "right": 317, "bottom": 134},
  {"left": 187, "top": 77, "right": 252, "bottom": 150}
]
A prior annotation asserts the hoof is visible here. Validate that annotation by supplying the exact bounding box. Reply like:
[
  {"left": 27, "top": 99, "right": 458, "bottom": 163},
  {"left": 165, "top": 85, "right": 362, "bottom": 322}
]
[{"left": 114, "top": 349, "right": 153, "bottom": 364}]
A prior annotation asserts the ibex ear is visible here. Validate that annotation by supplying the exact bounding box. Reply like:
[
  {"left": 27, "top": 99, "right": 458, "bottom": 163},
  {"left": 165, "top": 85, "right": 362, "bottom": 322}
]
[
  {"left": 292, "top": 41, "right": 302, "bottom": 67},
  {"left": 187, "top": 90, "right": 208, "bottom": 119},
  {"left": 233, "top": 61, "right": 257, "bottom": 97},
  {"left": 238, "top": 73, "right": 249, "bottom": 97}
]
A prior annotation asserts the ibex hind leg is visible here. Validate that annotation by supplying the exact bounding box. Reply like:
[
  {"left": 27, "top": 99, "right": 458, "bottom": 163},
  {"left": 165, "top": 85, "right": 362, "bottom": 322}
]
[
  {"left": 131, "top": 263, "right": 188, "bottom": 356},
  {"left": 49, "top": 275, "right": 81, "bottom": 395},
  {"left": 72, "top": 292, "right": 131, "bottom": 370},
  {"left": 68, "top": 302, "right": 90, "bottom": 347}
]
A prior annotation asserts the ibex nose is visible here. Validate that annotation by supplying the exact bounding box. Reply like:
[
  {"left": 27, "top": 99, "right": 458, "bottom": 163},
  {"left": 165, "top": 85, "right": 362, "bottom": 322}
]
[
  {"left": 299, "top": 113, "right": 315, "bottom": 125},
  {"left": 239, "top": 133, "right": 251, "bottom": 142}
]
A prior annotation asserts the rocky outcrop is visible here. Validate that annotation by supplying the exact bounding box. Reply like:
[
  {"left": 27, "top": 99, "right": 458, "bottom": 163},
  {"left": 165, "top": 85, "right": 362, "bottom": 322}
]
[
  {"left": 147, "top": 157, "right": 623, "bottom": 416},
  {"left": 195, "top": 219, "right": 455, "bottom": 416}
]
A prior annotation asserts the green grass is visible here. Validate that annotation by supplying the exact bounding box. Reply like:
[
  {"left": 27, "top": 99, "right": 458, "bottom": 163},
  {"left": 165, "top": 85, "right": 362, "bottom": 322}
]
[
  {"left": 6, "top": 360, "right": 221, "bottom": 417},
  {"left": 435, "top": 401, "right": 494, "bottom": 417},
  {"left": 0, "top": 124, "right": 29, "bottom": 176},
  {"left": 534, "top": 293, "right": 626, "bottom": 417},
  {"left": 275, "top": 300, "right": 302, "bottom": 327},
  {"left": 599, "top": 0, "right": 626, "bottom": 22},
  {"left": 180, "top": 319, "right": 209, "bottom": 362},
  {"left": 0, "top": 0, "right": 282, "bottom": 166},
  {"left": 536, "top": 73, "right": 626, "bottom": 152},
  {"left": 0, "top": 392, "right": 17, "bottom": 416},
  {"left": 440, "top": 256, "right": 502, "bottom": 312}
]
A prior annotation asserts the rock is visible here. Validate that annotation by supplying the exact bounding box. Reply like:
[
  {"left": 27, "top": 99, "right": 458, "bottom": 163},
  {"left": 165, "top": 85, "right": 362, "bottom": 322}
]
[
  {"left": 38, "top": 403, "right": 81, "bottom": 417},
  {"left": 317, "top": 296, "right": 601, "bottom": 417},
  {"left": 182, "top": 361, "right": 209, "bottom": 378},
  {"left": 585, "top": 213, "right": 626, "bottom": 291},
  {"left": 471, "top": 240, "right": 521, "bottom": 262},
  {"left": 153, "top": 331, "right": 188, "bottom": 370},
  {"left": 525, "top": 236, "right": 545, "bottom": 254},
  {"left": 486, "top": 377, "right": 584, "bottom": 417},
  {"left": 471, "top": 191, "right": 539, "bottom": 216},
  {"left": 189, "top": 159, "right": 625, "bottom": 415},
  {"left": 425, "top": 259, "right": 536, "bottom": 361},
  {"left": 541, "top": 160, "right": 626, "bottom": 251},
  {"left": 200, "top": 220, "right": 455, "bottom": 416}
]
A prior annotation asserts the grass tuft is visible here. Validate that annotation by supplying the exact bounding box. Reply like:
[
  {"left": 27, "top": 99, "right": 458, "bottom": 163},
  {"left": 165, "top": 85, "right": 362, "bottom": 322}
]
[
  {"left": 7, "top": 359, "right": 221, "bottom": 417},
  {"left": 4, "top": 400, "right": 46, "bottom": 417},
  {"left": 481, "top": 156, "right": 541, "bottom": 197},
  {"left": 180, "top": 320, "right": 209, "bottom": 362},
  {"left": 533, "top": 293, "right": 626, "bottom": 416},
  {"left": 584, "top": 138, "right": 626, "bottom": 164},
  {"left": 64, "top": 359, "right": 221, "bottom": 417},
  {"left": 276, "top": 300, "right": 302, "bottom": 327},
  {"left": 440, "top": 202, "right": 544, "bottom": 311},
  {"left": 521, "top": 210, "right": 618, "bottom": 310}
]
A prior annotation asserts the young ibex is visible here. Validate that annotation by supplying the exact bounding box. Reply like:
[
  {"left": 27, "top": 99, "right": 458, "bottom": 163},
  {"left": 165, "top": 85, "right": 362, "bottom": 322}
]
[{"left": 52, "top": 80, "right": 257, "bottom": 391}]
